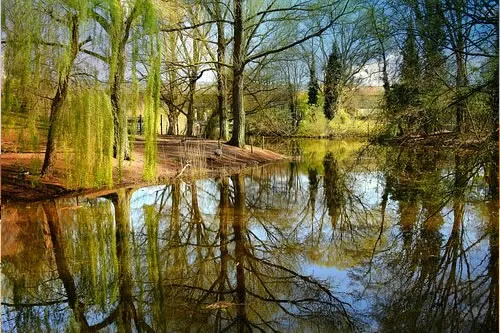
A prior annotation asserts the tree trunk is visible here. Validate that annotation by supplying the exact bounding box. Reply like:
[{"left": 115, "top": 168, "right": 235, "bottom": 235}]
[
  {"left": 381, "top": 48, "right": 390, "bottom": 104},
  {"left": 41, "top": 15, "right": 79, "bottom": 176},
  {"left": 167, "top": 106, "right": 179, "bottom": 135},
  {"left": 216, "top": 5, "right": 229, "bottom": 140},
  {"left": 453, "top": 3, "right": 468, "bottom": 134},
  {"left": 491, "top": 48, "right": 498, "bottom": 142},
  {"left": 111, "top": 51, "right": 131, "bottom": 160},
  {"left": 110, "top": 6, "right": 137, "bottom": 161},
  {"left": 455, "top": 48, "right": 467, "bottom": 134},
  {"left": 228, "top": 0, "right": 245, "bottom": 148},
  {"left": 186, "top": 77, "right": 196, "bottom": 136}
]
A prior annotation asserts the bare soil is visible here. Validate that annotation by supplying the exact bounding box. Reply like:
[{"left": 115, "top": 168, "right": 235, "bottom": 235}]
[{"left": 1, "top": 136, "right": 286, "bottom": 204}]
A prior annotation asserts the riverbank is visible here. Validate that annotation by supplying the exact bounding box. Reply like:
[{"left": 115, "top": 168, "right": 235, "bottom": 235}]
[
  {"left": 371, "top": 130, "right": 496, "bottom": 149},
  {"left": 1, "top": 136, "right": 286, "bottom": 203}
]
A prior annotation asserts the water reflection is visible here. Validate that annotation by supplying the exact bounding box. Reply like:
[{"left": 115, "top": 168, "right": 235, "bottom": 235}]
[{"left": 2, "top": 140, "right": 498, "bottom": 332}]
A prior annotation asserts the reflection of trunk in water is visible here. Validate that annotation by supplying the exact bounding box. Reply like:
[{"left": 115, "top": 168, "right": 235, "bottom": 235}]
[
  {"left": 109, "top": 189, "right": 154, "bottom": 332},
  {"left": 486, "top": 142, "right": 499, "bottom": 329},
  {"left": 308, "top": 167, "right": 319, "bottom": 221},
  {"left": 323, "top": 152, "right": 344, "bottom": 229},
  {"left": 399, "top": 200, "right": 418, "bottom": 251},
  {"left": 144, "top": 202, "right": 164, "bottom": 328},
  {"left": 307, "top": 167, "right": 321, "bottom": 252},
  {"left": 486, "top": 198, "right": 498, "bottom": 331},
  {"left": 111, "top": 189, "right": 134, "bottom": 332},
  {"left": 43, "top": 200, "right": 92, "bottom": 332},
  {"left": 419, "top": 201, "right": 444, "bottom": 281},
  {"left": 170, "top": 180, "right": 182, "bottom": 248},
  {"left": 287, "top": 161, "right": 299, "bottom": 202},
  {"left": 190, "top": 182, "right": 205, "bottom": 247},
  {"left": 213, "top": 176, "right": 231, "bottom": 332},
  {"left": 231, "top": 174, "right": 250, "bottom": 332}
]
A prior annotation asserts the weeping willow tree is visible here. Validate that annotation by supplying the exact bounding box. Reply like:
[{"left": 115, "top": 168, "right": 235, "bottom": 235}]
[
  {"left": 2, "top": 0, "right": 46, "bottom": 153},
  {"left": 58, "top": 89, "right": 114, "bottom": 188},
  {"left": 143, "top": 33, "right": 162, "bottom": 181},
  {"left": 88, "top": 0, "right": 161, "bottom": 179},
  {"left": 2, "top": 0, "right": 119, "bottom": 183},
  {"left": 40, "top": 0, "right": 93, "bottom": 176},
  {"left": 140, "top": 1, "right": 161, "bottom": 181},
  {"left": 127, "top": 39, "right": 140, "bottom": 158}
]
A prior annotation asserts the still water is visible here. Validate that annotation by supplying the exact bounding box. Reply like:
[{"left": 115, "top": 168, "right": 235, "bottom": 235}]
[{"left": 2, "top": 140, "right": 498, "bottom": 332}]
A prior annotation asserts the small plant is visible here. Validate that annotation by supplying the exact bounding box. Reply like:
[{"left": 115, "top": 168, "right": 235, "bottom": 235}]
[{"left": 183, "top": 140, "right": 207, "bottom": 178}]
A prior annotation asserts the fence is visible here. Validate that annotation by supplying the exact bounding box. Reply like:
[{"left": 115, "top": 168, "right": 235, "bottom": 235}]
[{"left": 127, "top": 114, "right": 168, "bottom": 136}]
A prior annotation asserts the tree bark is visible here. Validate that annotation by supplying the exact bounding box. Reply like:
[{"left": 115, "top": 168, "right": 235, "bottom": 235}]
[
  {"left": 455, "top": 44, "right": 467, "bottom": 134},
  {"left": 41, "top": 15, "right": 80, "bottom": 176},
  {"left": 111, "top": 46, "right": 131, "bottom": 161},
  {"left": 186, "top": 75, "right": 196, "bottom": 136},
  {"left": 215, "top": 3, "right": 229, "bottom": 140},
  {"left": 43, "top": 200, "right": 91, "bottom": 331},
  {"left": 167, "top": 105, "right": 179, "bottom": 135},
  {"left": 110, "top": 6, "right": 137, "bottom": 161},
  {"left": 228, "top": 0, "right": 245, "bottom": 148}
]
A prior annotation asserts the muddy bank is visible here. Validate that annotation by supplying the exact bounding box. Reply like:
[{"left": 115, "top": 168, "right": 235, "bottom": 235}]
[{"left": 1, "top": 136, "right": 286, "bottom": 204}]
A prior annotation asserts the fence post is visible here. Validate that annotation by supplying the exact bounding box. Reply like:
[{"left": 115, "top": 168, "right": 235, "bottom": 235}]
[
  {"left": 160, "top": 114, "right": 163, "bottom": 135},
  {"left": 139, "top": 115, "right": 142, "bottom": 135}
]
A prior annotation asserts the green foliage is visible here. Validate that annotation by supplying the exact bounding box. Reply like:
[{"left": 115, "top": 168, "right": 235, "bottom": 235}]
[
  {"left": 247, "top": 106, "right": 297, "bottom": 136},
  {"left": 59, "top": 90, "right": 114, "bottom": 189},
  {"left": 297, "top": 101, "right": 379, "bottom": 138},
  {"left": 328, "top": 108, "right": 379, "bottom": 137},
  {"left": 307, "top": 58, "right": 319, "bottom": 106},
  {"left": 297, "top": 105, "right": 330, "bottom": 137},
  {"left": 128, "top": 39, "right": 140, "bottom": 157},
  {"left": 143, "top": 33, "right": 161, "bottom": 181},
  {"left": 1, "top": 0, "right": 45, "bottom": 150},
  {"left": 400, "top": 21, "right": 420, "bottom": 86},
  {"left": 324, "top": 46, "right": 341, "bottom": 120}
]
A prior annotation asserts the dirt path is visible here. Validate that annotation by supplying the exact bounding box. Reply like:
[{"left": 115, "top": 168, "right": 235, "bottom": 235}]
[{"left": 1, "top": 136, "right": 286, "bottom": 203}]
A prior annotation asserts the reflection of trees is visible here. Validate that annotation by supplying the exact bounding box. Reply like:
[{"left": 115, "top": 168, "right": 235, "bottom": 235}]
[
  {"left": 4, "top": 144, "right": 496, "bottom": 332},
  {"left": 43, "top": 201, "right": 92, "bottom": 331},
  {"left": 323, "top": 152, "right": 345, "bottom": 228},
  {"left": 355, "top": 149, "right": 498, "bottom": 332},
  {"left": 108, "top": 188, "right": 155, "bottom": 332},
  {"left": 4, "top": 165, "right": 360, "bottom": 331},
  {"left": 155, "top": 175, "right": 357, "bottom": 332},
  {"left": 2, "top": 189, "right": 159, "bottom": 332}
]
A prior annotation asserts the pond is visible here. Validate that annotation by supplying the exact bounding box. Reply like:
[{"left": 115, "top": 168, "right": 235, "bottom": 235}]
[{"left": 2, "top": 139, "right": 498, "bottom": 332}]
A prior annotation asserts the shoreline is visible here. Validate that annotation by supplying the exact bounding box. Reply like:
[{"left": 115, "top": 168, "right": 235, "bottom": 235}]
[{"left": 1, "top": 136, "right": 287, "bottom": 204}]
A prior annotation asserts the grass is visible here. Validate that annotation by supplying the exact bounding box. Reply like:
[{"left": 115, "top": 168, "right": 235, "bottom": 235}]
[{"left": 181, "top": 140, "right": 207, "bottom": 178}]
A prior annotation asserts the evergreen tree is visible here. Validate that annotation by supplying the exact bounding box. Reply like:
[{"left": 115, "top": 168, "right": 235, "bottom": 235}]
[
  {"left": 411, "top": 0, "right": 446, "bottom": 133},
  {"left": 420, "top": 0, "right": 446, "bottom": 84},
  {"left": 386, "top": 21, "right": 421, "bottom": 136},
  {"left": 323, "top": 46, "right": 341, "bottom": 120},
  {"left": 308, "top": 56, "right": 319, "bottom": 105},
  {"left": 400, "top": 21, "right": 420, "bottom": 86}
]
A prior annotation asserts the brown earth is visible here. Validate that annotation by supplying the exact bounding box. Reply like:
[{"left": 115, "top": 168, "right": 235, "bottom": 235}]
[{"left": 1, "top": 136, "right": 286, "bottom": 204}]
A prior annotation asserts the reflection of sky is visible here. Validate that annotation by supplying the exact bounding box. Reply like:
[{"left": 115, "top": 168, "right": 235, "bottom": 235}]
[{"left": 2, "top": 144, "right": 495, "bottom": 332}]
